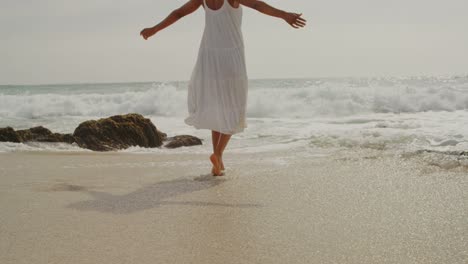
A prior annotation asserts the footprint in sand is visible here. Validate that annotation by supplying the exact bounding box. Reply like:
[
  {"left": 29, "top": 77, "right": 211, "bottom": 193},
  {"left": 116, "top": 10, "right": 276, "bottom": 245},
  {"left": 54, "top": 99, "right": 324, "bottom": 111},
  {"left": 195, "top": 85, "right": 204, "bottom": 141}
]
[{"left": 38, "top": 183, "right": 87, "bottom": 192}]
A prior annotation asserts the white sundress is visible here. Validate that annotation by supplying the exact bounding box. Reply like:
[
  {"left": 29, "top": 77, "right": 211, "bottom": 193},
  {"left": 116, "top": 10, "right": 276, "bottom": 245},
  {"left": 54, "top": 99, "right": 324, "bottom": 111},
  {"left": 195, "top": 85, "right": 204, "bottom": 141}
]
[{"left": 184, "top": 0, "right": 248, "bottom": 135}]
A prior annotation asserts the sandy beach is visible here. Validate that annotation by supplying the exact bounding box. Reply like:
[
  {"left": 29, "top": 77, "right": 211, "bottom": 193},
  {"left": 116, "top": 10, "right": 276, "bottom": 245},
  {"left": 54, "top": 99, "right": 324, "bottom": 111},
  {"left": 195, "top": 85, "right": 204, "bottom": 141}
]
[
  {"left": 3, "top": 0, "right": 468, "bottom": 262},
  {"left": 0, "top": 149, "right": 466, "bottom": 264}
]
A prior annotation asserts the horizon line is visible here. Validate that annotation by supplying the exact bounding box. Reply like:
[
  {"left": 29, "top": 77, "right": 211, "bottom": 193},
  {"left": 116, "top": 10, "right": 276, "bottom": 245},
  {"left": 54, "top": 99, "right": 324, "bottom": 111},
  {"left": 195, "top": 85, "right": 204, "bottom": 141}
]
[{"left": 1, "top": 73, "right": 467, "bottom": 87}]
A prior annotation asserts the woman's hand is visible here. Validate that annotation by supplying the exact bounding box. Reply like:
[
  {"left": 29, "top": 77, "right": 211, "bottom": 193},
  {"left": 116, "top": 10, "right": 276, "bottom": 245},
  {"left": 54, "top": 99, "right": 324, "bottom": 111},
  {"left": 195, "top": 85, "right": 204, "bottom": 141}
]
[
  {"left": 283, "top": 13, "right": 307, "bottom": 29},
  {"left": 140, "top": 27, "right": 157, "bottom": 40}
]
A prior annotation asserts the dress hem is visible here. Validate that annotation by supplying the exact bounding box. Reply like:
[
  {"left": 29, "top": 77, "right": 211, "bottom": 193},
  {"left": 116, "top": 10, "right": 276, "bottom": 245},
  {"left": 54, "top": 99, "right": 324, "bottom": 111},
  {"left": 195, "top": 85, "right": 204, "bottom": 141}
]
[{"left": 184, "top": 116, "right": 246, "bottom": 135}]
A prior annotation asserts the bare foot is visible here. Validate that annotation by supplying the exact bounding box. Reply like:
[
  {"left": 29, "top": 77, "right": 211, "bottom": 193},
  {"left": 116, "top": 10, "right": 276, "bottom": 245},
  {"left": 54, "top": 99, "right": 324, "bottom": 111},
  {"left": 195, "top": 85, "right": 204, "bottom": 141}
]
[
  {"left": 211, "top": 167, "right": 225, "bottom": 176},
  {"left": 213, "top": 156, "right": 225, "bottom": 172},
  {"left": 210, "top": 154, "right": 224, "bottom": 176}
]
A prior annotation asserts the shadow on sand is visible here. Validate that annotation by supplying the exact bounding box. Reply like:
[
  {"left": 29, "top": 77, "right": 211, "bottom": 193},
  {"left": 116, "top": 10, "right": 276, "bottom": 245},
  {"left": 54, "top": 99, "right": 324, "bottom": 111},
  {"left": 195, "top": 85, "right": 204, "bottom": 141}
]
[{"left": 67, "top": 175, "right": 262, "bottom": 214}]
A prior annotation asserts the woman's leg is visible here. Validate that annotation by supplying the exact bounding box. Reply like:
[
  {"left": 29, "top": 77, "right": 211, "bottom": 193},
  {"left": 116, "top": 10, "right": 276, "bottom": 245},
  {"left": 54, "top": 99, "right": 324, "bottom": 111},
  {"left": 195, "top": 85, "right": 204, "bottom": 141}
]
[
  {"left": 211, "top": 131, "right": 223, "bottom": 175},
  {"left": 211, "top": 130, "right": 221, "bottom": 154},
  {"left": 210, "top": 131, "right": 232, "bottom": 176},
  {"left": 216, "top": 133, "right": 232, "bottom": 158},
  {"left": 211, "top": 130, "right": 227, "bottom": 170}
]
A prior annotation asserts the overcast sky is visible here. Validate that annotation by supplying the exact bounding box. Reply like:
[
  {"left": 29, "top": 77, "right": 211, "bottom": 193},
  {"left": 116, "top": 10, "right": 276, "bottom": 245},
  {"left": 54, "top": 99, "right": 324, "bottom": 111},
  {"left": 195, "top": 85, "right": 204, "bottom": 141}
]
[{"left": 1, "top": 0, "right": 467, "bottom": 85}]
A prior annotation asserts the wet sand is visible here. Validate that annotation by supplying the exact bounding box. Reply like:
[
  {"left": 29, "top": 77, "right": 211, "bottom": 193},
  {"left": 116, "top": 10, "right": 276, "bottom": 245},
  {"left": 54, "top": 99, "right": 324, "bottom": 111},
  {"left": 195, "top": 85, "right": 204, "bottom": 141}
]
[{"left": 0, "top": 150, "right": 467, "bottom": 263}]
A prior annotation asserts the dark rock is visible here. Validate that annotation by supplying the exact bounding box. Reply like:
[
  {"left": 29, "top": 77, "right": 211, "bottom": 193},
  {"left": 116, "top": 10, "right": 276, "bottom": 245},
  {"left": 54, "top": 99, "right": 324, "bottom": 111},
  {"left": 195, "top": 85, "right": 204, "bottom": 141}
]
[
  {"left": 164, "top": 135, "right": 203, "bottom": 149},
  {"left": 16, "top": 126, "right": 52, "bottom": 141},
  {"left": 17, "top": 126, "right": 75, "bottom": 143},
  {"left": 72, "top": 113, "right": 166, "bottom": 151},
  {"left": 0, "top": 127, "right": 21, "bottom": 143},
  {"left": 159, "top": 132, "right": 168, "bottom": 141},
  {"left": 1, "top": 114, "right": 202, "bottom": 152},
  {"left": 0, "top": 126, "right": 74, "bottom": 144},
  {"left": 59, "top": 134, "right": 76, "bottom": 144}
]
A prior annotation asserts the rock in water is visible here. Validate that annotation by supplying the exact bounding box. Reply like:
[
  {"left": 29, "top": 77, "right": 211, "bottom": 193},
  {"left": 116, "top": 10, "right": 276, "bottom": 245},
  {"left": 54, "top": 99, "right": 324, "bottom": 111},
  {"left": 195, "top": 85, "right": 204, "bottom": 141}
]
[
  {"left": 0, "top": 114, "right": 201, "bottom": 151},
  {"left": 0, "top": 127, "right": 21, "bottom": 142},
  {"left": 17, "top": 126, "right": 75, "bottom": 143},
  {"left": 73, "top": 113, "right": 165, "bottom": 151},
  {"left": 0, "top": 126, "right": 74, "bottom": 143},
  {"left": 164, "top": 135, "right": 203, "bottom": 149}
]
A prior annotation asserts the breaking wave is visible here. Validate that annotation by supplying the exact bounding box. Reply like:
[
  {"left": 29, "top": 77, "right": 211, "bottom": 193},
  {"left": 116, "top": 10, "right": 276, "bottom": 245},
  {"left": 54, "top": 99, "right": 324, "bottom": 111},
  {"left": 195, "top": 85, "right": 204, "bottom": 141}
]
[{"left": 1, "top": 77, "right": 467, "bottom": 120}]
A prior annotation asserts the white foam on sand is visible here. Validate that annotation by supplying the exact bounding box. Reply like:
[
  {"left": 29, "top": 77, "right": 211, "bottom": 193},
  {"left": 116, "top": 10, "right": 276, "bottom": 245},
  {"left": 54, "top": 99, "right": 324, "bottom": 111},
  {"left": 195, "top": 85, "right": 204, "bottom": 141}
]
[{"left": 0, "top": 141, "right": 90, "bottom": 153}]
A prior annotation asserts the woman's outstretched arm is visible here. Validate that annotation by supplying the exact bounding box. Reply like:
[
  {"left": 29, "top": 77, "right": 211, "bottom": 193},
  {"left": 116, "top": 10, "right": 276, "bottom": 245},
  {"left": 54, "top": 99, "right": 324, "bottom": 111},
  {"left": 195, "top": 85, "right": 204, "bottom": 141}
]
[
  {"left": 240, "top": 0, "right": 306, "bottom": 29},
  {"left": 140, "top": 0, "right": 202, "bottom": 40}
]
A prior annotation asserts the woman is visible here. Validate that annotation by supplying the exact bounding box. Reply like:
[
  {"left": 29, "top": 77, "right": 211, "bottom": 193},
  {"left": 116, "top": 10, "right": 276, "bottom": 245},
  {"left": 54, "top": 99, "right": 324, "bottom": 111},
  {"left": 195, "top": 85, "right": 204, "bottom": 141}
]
[{"left": 140, "top": 0, "right": 306, "bottom": 176}]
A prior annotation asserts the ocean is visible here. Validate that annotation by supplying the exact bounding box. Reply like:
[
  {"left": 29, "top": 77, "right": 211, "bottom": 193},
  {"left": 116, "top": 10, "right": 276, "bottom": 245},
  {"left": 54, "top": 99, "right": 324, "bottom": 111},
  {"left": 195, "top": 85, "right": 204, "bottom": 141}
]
[{"left": 1, "top": 76, "right": 468, "bottom": 168}]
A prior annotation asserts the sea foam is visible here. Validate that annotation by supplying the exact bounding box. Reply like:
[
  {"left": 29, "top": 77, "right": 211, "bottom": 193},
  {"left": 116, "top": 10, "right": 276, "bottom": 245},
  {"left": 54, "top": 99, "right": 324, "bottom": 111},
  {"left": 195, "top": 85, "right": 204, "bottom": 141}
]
[
  {"left": 1, "top": 77, "right": 468, "bottom": 160},
  {"left": 1, "top": 77, "right": 467, "bottom": 121}
]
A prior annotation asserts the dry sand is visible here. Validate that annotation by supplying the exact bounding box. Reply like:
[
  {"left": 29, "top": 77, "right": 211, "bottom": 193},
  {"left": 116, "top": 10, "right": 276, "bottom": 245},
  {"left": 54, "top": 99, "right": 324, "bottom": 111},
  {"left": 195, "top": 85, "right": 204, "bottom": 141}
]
[{"left": 0, "top": 150, "right": 467, "bottom": 264}]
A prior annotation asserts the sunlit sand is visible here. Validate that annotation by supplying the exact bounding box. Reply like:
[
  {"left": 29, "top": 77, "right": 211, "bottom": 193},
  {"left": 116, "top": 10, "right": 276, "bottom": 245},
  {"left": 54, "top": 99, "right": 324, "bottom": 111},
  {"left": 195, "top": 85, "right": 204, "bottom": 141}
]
[{"left": 1, "top": 150, "right": 466, "bottom": 263}]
